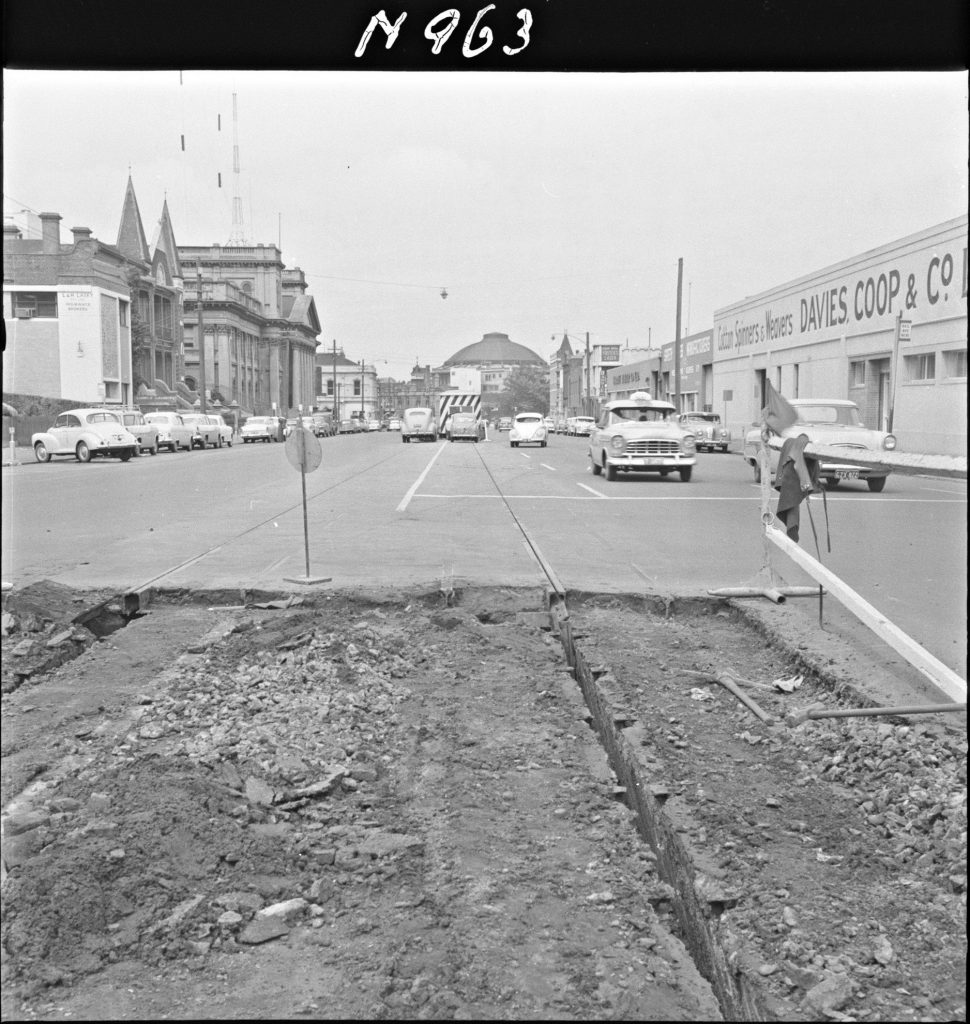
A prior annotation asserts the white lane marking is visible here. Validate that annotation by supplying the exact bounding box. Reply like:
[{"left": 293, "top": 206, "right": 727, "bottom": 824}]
[
  {"left": 396, "top": 443, "right": 448, "bottom": 512},
  {"left": 411, "top": 492, "right": 965, "bottom": 503},
  {"left": 920, "top": 486, "right": 968, "bottom": 496},
  {"left": 540, "top": 463, "right": 556, "bottom": 472}
]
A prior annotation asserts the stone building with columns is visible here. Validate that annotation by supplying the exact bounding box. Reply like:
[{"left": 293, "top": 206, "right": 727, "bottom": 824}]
[{"left": 177, "top": 245, "right": 320, "bottom": 417}]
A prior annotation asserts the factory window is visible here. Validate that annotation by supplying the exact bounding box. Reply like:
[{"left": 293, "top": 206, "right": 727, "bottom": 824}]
[
  {"left": 904, "top": 353, "right": 936, "bottom": 382},
  {"left": 849, "top": 361, "right": 865, "bottom": 387},
  {"left": 943, "top": 349, "right": 967, "bottom": 379}
]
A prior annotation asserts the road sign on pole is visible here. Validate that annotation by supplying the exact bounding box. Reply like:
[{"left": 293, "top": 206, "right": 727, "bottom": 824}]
[{"left": 282, "top": 426, "right": 330, "bottom": 585}]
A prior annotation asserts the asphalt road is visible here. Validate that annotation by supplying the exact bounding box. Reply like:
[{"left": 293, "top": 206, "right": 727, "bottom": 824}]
[{"left": 2, "top": 429, "right": 966, "bottom": 679}]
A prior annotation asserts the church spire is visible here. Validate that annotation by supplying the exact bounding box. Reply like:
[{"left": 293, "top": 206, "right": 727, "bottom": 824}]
[{"left": 116, "top": 175, "right": 150, "bottom": 263}]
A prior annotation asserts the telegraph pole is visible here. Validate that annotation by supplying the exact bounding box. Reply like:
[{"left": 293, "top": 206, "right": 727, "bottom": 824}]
[
  {"left": 585, "top": 331, "right": 591, "bottom": 417},
  {"left": 674, "top": 258, "right": 683, "bottom": 413},
  {"left": 332, "top": 340, "right": 338, "bottom": 421},
  {"left": 196, "top": 264, "right": 207, "bottom": 414},
  {"left": 360, "top": 359, "right": 366, "bottom": 418}
]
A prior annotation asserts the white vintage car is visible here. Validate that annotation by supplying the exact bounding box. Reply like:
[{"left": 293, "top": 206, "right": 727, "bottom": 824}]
[
  {"left": 509, "top": 412, "right": 547, "bottom": 448},
  {"left": 678, "top": 412, "right": 731, "bottom": 453},
  {"left": 742, "top": 398, "right": 895, "bottom": 492},
  {"left": 588, "top": 392, "right": 696, "bottom": 482},
  {"left": 240, "top": 416, "right": 279, "bottom": 443},
  {"left": 32, "top": 408, "right": 140, "bottom": 463},
  {"left": 118, "top": 409, "right": 161, "bottom": 455},
  {"left": 145, "top": 411, "right": 195, "bottom": 452}
]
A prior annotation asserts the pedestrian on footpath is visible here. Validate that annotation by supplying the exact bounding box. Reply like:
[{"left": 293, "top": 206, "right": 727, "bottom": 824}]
[{"left": 773, "top": 433, "right": 821, "bottom": 542}]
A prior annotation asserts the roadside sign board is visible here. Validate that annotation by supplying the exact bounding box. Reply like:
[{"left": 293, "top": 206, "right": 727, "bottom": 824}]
[{"left": 284, "top": 426, "right": 322, "bottom": 473}]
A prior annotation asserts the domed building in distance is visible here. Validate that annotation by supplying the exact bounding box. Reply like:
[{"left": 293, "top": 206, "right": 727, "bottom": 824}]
[{"left": 443, "top": 331, "right": 546, "bottom": 397}]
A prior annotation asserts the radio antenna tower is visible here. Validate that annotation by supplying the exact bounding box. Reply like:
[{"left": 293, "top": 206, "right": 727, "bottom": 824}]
[{"left": 227, "top": 92, "right": 249, "bottom": 246}]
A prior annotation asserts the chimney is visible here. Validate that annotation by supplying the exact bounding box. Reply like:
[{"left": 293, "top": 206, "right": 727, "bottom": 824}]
[
  {"left": 71, "top": 226, "right": 93, "bottom": 244},
  {"left": 40, "top": 212, "right": 62, "bottom": 253}
]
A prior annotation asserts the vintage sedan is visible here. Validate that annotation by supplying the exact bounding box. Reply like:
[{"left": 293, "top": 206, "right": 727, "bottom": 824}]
[
  {"left": 509, "top": 412, "right": 547, "bottom": 448},
  {"left": 119, "top": 409, "right": 161, "bottom": 455},
  {"left": 497, "top": 417, "right": 512, "bottom": 432},
  {"left": 338, "top": 419, "right": 357, "bottom": 435},
  {"left": 447, "top": 412, "right": 485, "bottom": 442},
  {"left": 588, "top": 392, "right": 696, "bottom": 482},
  {"left": 387, "top": 417, "right": 402, "bottom": 432},
  {"left": 32, "top": 408, "right": 140, "bottom": 463},
  {"left": 145, "top": 411, "right": 194, "bottom": 452},
  {"left": 742, "top": 398, "right": 895, "bottom": 492},
  {"left": 240, "top": 416, "right": 279, "bottom": 443},
  {"left": 569, "top": 416, "right": 597, "bottom": 437},
  {"left": 181, "top": 413, "right": 224, "bottom": 449},
  {"left": 401, "top": 407, "right": 437, "bottom": 443},
  {"left": 679, "top": 412, "right": 731, "bottom": 453},
  {"left": 210, "top": 415, "right": 234, "bottom": 447}
]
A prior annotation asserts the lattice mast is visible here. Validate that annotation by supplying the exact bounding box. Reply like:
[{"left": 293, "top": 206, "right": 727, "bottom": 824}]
[{"left": 227, "top": 92, "right": 248, "bottom": 246}]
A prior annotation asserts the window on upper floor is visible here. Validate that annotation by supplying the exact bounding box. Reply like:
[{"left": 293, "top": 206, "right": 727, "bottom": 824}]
[{"left": 119, "top": 300, "right": 128, "bottom": 326}]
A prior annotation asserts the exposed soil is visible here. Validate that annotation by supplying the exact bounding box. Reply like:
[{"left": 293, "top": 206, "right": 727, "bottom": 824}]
[{"left": 0, "top": 587, "right": 966, "bottom": 1021}]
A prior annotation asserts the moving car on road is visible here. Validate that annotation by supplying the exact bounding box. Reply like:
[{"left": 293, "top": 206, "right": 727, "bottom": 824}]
[
  {"left": 145, "top": 411, "right": 194, "bottom": 452},
  {"left": 387, "top": 417, "right": 402, "bottom": 431},
  {"left": 240, "top": 416, "right": 279, "bottom": 443},
  {"left": 497, "top": 417, "right": 512, "bottom": 432},
  {"left": 401, "top": 407, "right": 437, "bottom": 443},
  {"left": 678, "top": 412, "right": 731, "bottom": 453},
  {"left": 588, "top": 392, "right": 696, "bottom": 482},
  {"left": 119, "top": 409, "right": 160, "bottom": 455},
  {"left": 742, "top": 398, "right": 895, "bottom": 492},
  {"left": 447, "top": 412, "right": 485, "bottom": 442},
  {"left": 509, "top": 412, "right": 547, "bottom": 448},
  {"left": 569, "top": 416, "right": 597, "bottom": 437},
  {"left": 32, "top": 408, "right": 140, "bottom": 463}
]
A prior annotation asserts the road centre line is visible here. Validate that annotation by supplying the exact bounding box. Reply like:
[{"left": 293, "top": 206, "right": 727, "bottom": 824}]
[
  {"left": 540, "top": 463, "right": 557, "bottom": 471},
  {"left": 396, "top": 443, "right": 448, "bottom": 512}
]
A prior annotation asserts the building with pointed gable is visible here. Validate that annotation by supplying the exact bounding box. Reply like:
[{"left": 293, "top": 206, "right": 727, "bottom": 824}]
[{"left": 115, "top": 177, "right": 184, "bottom": 406}]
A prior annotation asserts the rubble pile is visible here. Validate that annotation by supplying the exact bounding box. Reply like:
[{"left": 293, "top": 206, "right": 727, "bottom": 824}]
[
  {"left": 793, "top": 719, "right": 968, "bottom": 891},
  {"left": 1, "top": 613, "right": 425, "bottom": 991}
]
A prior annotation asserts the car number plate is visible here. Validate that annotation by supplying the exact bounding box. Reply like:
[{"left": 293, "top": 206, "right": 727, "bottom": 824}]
[
  {"left": 836, "top": 470, "right": 859, "bottom": 480},
  {"left": 643, "top": 457, "right": 664, "bottom": 465}
]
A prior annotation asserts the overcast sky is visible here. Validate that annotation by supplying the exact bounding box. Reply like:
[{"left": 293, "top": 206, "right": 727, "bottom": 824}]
[{"left": 3, "top": 69, "right": 967, "bottom": 379}]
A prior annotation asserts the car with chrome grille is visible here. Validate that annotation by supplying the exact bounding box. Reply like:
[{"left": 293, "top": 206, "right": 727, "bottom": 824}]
[
  {"left": 145, "top": 411, "right": 194, "bottom": 452},
  {"left": 588, "top": 392, "right": 696, "bottom": 481},
  {"left": 742, "top": 398, "right": 894, "bottom": 492},
  {"left": 678, "top": 411, "right": 731, "bottom": 453},
  {"left": 241, "top": 416, "right": 279, "bottom": 443}
]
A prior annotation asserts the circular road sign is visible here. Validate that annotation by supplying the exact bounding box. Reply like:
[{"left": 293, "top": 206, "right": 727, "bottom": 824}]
[{"left": 284, "top": 426, "right": 323, "bottom": 473}]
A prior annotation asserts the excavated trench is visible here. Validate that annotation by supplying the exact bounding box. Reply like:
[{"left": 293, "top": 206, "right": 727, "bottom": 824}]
[{"left": 1, "top": 585, "right": 965, "bottom": 1021}]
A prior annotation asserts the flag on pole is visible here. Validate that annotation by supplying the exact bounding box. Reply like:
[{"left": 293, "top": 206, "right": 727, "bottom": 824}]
[{"left": 761, "top": 379, "right": 798, "bottom": 434}]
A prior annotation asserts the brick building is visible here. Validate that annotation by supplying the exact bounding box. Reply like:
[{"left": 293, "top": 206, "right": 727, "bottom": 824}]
[{"left": 3, "top": 212, "right": 136, "bottom": 406}]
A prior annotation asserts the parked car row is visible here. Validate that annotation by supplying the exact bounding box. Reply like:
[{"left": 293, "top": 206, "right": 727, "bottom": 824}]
[{"left": 29, "top": 408, "right": 237, "bottom": 463}]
